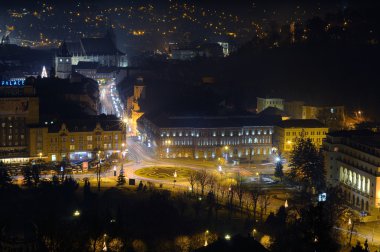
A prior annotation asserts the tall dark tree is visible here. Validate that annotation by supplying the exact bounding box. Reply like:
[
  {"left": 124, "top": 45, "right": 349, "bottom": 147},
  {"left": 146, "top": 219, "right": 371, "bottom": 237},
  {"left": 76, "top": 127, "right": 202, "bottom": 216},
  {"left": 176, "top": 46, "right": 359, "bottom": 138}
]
[
  {"left": 0, "top": 162, "right": 12, "bottom": 188},
  {"left": 116, "top": 169, "right": 126, "bottom": 186},
  {"left": 289, "top": 138, "right": 325, "bottom": 193},
  {"left": 274, "top": 158, "right": 284, "bottom": 181},
  {"left": 22, "top": 166, "right": 33, "bottom": 188},
  {"left": 250, "top": 184, "right": 262, "bottom": 223}
]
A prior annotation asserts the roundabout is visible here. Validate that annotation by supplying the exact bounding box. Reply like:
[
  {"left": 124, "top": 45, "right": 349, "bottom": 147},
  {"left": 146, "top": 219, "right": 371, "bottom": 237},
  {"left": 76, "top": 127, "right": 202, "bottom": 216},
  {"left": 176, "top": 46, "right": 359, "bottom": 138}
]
[{"left": 134, "top": 166, "right": 194, "bottom": 180}]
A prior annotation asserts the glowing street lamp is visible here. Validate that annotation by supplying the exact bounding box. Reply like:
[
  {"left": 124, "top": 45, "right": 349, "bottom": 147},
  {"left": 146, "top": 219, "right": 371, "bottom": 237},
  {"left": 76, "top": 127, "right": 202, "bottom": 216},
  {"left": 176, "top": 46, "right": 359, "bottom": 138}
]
[
  {"left": 224, "top": 234, "right": 231, "bottom": 241},
  {"left": 284, "top": 199, "right": 289, "bottom": 208},
  {"left": 73, "top": 210, "right": 80, "bottom": 217},
  {"left": 173, "top": 170, "right": 177, "bottom": 188}
]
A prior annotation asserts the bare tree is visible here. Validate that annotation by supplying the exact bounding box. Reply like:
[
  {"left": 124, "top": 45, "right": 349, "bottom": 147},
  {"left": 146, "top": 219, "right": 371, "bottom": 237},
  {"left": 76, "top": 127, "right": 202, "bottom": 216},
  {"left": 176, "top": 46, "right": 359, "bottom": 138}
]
[
  {"left": 195, "top": 169, "right": 209, "bottom": 196},
  {"left": 187, "top": 171, "right": 197, "bottom": 193},
  {"left": 234, "top": 173, "right": 245, "bottom": 211},
  {"left": 259, "top": 193, "right": 271, "bottom": 223},
  {"left": 250, "top": 184, "right": 262, "bottom": 223},
  {"left": 208, "top": 174, "right": 217, "bottom": 193}
]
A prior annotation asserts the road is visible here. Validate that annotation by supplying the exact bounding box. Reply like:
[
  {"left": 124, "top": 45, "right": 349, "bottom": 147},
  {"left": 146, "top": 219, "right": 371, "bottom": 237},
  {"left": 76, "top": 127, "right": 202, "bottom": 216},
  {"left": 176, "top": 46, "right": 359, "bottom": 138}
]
[{"left": 99, "top": 81, "right": 124, "bottom": 117}]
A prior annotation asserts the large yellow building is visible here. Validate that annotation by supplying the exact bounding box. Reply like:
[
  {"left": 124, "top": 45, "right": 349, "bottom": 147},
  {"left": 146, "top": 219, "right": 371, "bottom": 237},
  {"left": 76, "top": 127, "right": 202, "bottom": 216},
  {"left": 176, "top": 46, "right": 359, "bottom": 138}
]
[
  {"left": 29, "top": 116, "right": 125, "bottom": 162},
  {"left": 274, "top": 119, "right": 328, "bottom": 154}
]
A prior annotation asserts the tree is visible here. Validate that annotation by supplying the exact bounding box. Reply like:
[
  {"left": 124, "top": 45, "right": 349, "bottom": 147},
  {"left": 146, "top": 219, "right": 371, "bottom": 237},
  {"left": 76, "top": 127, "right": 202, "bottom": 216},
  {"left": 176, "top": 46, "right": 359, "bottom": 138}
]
[
  {"left": 234, "top": 173, "right": 245, "bottom": 211},
  {"left": 289, "top": 138, "right": 325, "bottom": 192},
  {"left": 187, "top": 171, "right": 196, "bottom": 193},
  {"left": 250, "top": 184, "right": 262, "bottom": 223},
  {"left": 0, "top": 162, "right": 12, "bottom": 189},
  {"left": 274, "top": 157, "right": 284, "bottom": 181},
  {"left": 22, "top": 166, "right": 33, "bottom": 188},
  {"left": 116, "top": 169, "right": 126, "bottom": 186},
  {"left": 195, "top": 169, "right": 209, "bottom": 196}
]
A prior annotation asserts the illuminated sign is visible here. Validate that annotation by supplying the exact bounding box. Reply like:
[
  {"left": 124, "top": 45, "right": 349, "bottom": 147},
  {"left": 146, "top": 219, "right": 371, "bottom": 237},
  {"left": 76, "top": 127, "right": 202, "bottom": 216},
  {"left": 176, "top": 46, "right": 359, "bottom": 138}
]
[
  {"left": 318, "top": 193, "right": 327, "bottom": 202},
  {"left": 1, "top": 80, "right": 25, "bottom": 86}
]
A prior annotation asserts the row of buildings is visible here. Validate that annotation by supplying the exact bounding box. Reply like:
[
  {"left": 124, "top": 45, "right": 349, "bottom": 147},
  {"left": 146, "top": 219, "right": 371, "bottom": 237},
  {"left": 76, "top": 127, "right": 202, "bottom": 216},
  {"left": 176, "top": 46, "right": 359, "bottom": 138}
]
[
  {"left": 0, "top": 79, "right": 125, "bottom": 164},
  {"left": 137, "top": 112, "right": 328, "bottom": 162}
]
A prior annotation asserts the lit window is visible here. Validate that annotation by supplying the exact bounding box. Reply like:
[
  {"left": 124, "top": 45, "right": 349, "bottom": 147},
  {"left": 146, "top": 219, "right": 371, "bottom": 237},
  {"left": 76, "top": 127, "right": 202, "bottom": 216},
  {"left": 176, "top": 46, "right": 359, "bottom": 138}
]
[
  {"left": 87, "top": 136, "right": 92, "bottom": 141},
  {"left": 70, "top": 145, "right": 75, "bottom": 150}
]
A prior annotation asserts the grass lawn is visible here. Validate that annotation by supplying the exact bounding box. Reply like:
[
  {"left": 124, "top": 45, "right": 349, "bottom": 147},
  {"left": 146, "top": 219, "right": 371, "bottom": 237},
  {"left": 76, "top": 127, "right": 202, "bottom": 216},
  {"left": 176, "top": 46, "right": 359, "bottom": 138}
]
[{"left": 135, "top": 166, "right": 194, "bottom": 180}]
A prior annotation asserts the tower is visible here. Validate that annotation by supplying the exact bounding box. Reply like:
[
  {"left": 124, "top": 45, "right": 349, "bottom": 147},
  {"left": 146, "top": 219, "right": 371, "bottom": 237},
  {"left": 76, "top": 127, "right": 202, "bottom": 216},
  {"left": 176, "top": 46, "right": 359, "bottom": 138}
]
[{"left": 55, "top": 42, "right": 72, "bottom": 79}]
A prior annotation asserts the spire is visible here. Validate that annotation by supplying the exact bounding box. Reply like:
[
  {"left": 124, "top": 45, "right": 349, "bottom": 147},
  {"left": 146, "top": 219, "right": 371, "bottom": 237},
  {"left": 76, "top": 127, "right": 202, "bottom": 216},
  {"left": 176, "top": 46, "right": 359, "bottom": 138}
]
[
  {"left": 58, "top": 41, "right": 71, "bottom": 57},
  {"left": 41, "top": 66, "right": 48, "bottom": 78}
]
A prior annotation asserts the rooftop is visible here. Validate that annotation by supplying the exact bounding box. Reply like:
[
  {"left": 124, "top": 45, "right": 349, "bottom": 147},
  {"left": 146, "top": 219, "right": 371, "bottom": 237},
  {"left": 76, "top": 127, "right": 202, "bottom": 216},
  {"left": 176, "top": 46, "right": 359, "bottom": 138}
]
[
  {"left": 276, "top": 119, "right": 326, "bottom": 128},
  {"left": 141, "top": 113, "right": 281, "bottom": 128},
  {"left": 31, "top": 115, "right": 122, "bottom": 133}
]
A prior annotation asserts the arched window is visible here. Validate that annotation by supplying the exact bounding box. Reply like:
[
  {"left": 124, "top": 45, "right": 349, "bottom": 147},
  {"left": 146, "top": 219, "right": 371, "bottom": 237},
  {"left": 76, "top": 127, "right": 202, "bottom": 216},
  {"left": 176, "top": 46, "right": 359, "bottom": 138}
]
[
  {"left": 254, "top": 138, "right": 258, "bottom": 143},
  {"left": 248, "top": 138, "right": 252, "bottom": 144}
]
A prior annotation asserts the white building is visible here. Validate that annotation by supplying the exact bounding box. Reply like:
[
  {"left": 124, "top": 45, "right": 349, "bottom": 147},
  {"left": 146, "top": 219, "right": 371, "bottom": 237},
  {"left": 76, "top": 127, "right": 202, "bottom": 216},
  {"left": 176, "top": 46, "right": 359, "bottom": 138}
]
[
  {"left": 324, "top": 130, "right": 380, "bottom": 217},
  {"left": 256, "top": 97, "right": 284, "bottom": 113}
]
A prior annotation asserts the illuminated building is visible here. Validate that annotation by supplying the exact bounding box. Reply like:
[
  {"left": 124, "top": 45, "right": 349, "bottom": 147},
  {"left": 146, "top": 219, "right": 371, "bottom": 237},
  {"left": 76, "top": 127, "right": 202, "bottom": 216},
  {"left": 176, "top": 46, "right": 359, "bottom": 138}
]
[
  {"left": 0, "top": 80, "right": 39, "bottom": 163},
  {"left": 284, "top": 101, "right": 346, "bottom": 130},
  {"left": 324, "top": 130, "right": 380, "bottom": 217},
  {"left": 28, "top": 116, "right": 125, "bottom": 162},
  {"left": 274, "top": 119, "right": 328, "bottom": 154},
  {"left": 62, "top": 32, "right": 128, "bottom": 68},
  {"left": 138, "top": 113, "right": 279, "bottom": 161},
  {"left": 256, "top": 97, "right": 284, "bottom": 113},
  {"left": 126, "top": 77, "right": 145, "bottom": 136},
  {"left": 55, "top": 41, "right": 72, "bottom": 79},
  {"left": 73, "top": 62, "right": 127, "bottom": 85}
]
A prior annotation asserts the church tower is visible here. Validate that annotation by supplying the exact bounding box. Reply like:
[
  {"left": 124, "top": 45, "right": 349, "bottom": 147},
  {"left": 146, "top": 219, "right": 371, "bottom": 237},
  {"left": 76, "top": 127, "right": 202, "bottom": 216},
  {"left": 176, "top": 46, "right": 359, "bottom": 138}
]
[{"left": 55, "top": 42, "right": 72, "bottom": 79}]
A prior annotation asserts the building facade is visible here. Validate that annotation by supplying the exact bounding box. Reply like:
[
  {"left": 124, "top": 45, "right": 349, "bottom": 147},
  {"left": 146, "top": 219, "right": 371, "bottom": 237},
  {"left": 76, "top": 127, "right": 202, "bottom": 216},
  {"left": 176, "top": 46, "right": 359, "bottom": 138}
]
[
  {"left": 64, "top": 33, "right": 128, "bottom": 68},
  {"left": 55, "top": 42, "right": 72, "bottom": 79},
  {"left": 324, "top": 131, "right": 380, "bottom": 217},
  {"left": 274, "top": 119, "right": 328, "bottom": 154},
  {"left": 256, "top": 97, "right": 284, "bottom": 113},
  {"left": 0, "top": 80, "right": 39, "bottom": 163},
  {"left": 138, "top": 114, "right": 279, "bottom": 162},
  {"left": 29, "top": 116, "right": 125, "bottom": 162}
]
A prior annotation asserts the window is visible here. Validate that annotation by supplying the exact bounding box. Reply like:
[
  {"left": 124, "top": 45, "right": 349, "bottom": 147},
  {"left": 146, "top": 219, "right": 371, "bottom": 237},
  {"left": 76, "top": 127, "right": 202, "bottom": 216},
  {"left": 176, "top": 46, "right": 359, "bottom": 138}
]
[
  {"left": 87, "top": 144, "right": 93, "bottom": 150},
  {"left": 52, "top": 155, "right": 56, "bottom": 162},
  {"left": 66, "top": 59, "right": 69, "bottom": 62},
  {"left": 70, "top": 145, "right": 75, "bottom": 150},
  {"left": 104, "top": 143, "right": 108, "bottom": 149},
  {"left": 87, "top": 135, "right": 92, "bottom": 141},
  {"left": 114, "top": 134, "right": 118, "bottom": 140}
]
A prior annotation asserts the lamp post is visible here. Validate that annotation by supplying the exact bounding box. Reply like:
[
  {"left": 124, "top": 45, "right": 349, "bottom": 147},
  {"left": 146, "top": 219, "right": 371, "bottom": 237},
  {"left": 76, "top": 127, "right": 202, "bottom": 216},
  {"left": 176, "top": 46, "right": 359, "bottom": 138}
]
[
  {"left": 348, "top": 218, "right": 354, "bottom": 246},
  {"left": 173, "top": 170, "right": 177, "bottom": 188},
  {"left": 38, "top": 152, "right": 42, "bottom": 162}
]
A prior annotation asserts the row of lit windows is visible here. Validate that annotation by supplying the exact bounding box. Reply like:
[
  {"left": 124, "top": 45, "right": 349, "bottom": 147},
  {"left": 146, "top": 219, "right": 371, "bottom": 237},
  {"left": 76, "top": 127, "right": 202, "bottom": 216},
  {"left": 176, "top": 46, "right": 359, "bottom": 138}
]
[
  {"left": 51, "top": 134, "right": 119, "bottom": 143},
  {"left": 162, "top": 137, "right": 272, "bottom": 146},
  {"left": 160, "top": 128, "right": 273, "bottom": 138},
  {"left": 285, "top": 131, "right": 326, "bottom": 136}
]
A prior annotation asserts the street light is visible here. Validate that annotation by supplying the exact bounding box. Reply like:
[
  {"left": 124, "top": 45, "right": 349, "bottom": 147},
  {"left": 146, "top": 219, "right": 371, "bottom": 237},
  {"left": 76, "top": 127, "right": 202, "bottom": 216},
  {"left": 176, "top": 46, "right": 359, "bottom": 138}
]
[
  {"left": 173, "top": 170, "right": 177, "bottom": 188},
  {"left": 252, "top": 228, "right": 257, "bottom": 238},
  {"left": 73, "top": 210, "right": 80, "bottom": 217},
  {"left": 113, "top": 166, "right": 117, "bottom": 176}
]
